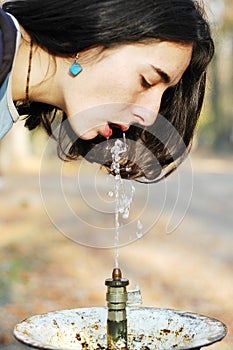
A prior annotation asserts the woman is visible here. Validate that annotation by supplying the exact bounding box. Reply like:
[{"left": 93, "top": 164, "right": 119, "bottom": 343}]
[{"left": 0, "top": 0, "right": 214, "bottom": 182}]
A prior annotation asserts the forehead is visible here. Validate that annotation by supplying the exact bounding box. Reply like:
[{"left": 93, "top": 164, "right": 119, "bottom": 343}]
[
  {"left": 133, "top": 41, "right": 192, "bottom": 66},
  {"left": 105, "top": 40, "right": 192, "bottom": 65},
  {"left": 105, "top": 41, "right": 193, "bottom": 81},
  {"left": 145, "top": 41, "right": 193, "bottom": 78}
]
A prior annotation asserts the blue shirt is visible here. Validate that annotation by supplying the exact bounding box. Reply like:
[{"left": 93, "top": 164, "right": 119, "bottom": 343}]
[
  {"left": 0, "top": 74, "right": 13, "bottom": 140},
  {"left": 0, "top": 13, "right": 20, "bottom": 141}
]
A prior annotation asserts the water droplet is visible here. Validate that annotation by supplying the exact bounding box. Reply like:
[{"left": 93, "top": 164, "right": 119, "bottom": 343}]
[
  {"left": 122, "top": 209, "right": 129, "bottom": 219},
  {"left": 137, "top": 219, "right": 143, "bottom": 230},
  {"left": 136, "top": 219, "right": 143, "bottom": 238},
  {"left": 136, "top": 231, "right": 143, "bottom": 239}
]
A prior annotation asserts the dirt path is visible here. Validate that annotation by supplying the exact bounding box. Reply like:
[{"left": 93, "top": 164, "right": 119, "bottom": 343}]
[{"left": 0, "top": 153, "right": 232, "bottom": 349}]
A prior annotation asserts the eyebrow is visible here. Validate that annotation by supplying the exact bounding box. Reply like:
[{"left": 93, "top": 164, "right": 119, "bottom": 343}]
[{"left": 150, "top": 65, "right": 171, "bottom": 84}]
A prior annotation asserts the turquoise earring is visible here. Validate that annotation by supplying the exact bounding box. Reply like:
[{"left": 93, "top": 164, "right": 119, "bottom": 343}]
[{"left": 69, "top": 54, "right": 82, "bottom": 76}]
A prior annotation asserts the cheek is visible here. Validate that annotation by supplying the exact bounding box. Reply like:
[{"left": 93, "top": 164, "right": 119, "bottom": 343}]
[
  {"left": 80, "top": 59, "right": 139, "bottom": 104},
  {"left": 93, "top": 81, "right": 137, "bottom": 104},
  {"left": 106, "top": 77, "right": 139, "bottom": 103},
  {"left": 96, "top": 62, "right": 138, "bottom": 99}
]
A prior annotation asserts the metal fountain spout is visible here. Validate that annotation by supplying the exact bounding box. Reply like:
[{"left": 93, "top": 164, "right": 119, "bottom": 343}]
[{"left": 105, "top": 268, "right": 129, "bottom": 350}]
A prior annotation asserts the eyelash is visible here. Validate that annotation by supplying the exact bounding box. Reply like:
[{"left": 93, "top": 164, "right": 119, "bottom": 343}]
[{"left": 141, "top": 76, "right": 152, "bottom": 89}]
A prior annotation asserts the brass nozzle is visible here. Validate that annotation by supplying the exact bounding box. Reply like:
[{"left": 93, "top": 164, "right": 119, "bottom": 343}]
[
  {"left": 113, "top": 268, "right": 122, "bottom": 279},
  {"left": 105, "top": 268, "right": 129, "bottom": 288}
]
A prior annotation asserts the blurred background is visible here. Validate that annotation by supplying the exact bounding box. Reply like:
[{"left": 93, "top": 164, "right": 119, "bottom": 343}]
[{"left": 0, "top": 0, "right": 232, "bottom": 349}]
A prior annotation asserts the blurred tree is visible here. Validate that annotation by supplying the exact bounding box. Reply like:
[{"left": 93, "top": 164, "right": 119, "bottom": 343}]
[{"left": 198, "top": 0, "right": 233, "bottom": 152}]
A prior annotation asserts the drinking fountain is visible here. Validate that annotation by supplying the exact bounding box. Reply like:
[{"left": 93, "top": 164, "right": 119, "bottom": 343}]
[{"left": 14, "top": 268, "right": 227, "bottom": 350}]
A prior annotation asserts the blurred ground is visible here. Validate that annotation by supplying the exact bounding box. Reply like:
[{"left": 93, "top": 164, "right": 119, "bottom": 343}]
[{"left": 0, "top": 151, "right": 232, "bottom": 350}]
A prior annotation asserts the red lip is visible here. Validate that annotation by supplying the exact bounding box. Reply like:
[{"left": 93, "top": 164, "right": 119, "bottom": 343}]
[
  {"left": 113, "top": 123, "right": 129, "bottom": 132},
  {"left": 102, "top": 123, "right": 129, "bottom": 138},
  {"left": 103, "top": 124, "right": 113, "bottom": 139}
]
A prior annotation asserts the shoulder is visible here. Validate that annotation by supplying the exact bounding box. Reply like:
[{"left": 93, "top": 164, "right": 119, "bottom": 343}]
[
  {"left": 0, "top": 10, "right": 21, "bottom": 140},
  {"left": 0, "top": 8, "right": 18, "bottom": 87},
  {"left": 0, "top": 75, "right": 13, "bottom": 140}
]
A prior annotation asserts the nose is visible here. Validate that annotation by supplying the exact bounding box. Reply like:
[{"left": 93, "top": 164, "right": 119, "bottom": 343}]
[{"left": 131, "top": 88, "right": 163, "bottom": 126}]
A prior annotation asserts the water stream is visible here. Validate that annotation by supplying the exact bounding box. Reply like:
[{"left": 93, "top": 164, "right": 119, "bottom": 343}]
[{"left": 109, "top": 135, "right": 143, "bottom": 267}]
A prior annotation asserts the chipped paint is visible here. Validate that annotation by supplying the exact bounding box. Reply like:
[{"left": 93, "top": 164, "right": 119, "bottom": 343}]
[{"left": 14, "top": 307, "right": 227, "bottom": 350}]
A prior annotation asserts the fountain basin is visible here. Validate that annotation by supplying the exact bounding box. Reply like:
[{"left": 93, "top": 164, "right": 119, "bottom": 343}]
[{"left": 14, "top": 307, "right": 227, "bottom": 350}]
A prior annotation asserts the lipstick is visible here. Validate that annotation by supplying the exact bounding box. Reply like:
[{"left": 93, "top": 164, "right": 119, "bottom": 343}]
[
  {"left": 116, "top": 124, "right": 129, "bottom": 132},
  {"left": 110, "top": 123, "right": 129, "bottom": 132},
  {"left": 103, "top": 124, "right": 113, "bottom": 139}
]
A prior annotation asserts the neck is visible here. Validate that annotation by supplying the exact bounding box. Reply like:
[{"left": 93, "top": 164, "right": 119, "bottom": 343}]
[{"left": 12, "top": 26, "right": 65, "bottom": 109}]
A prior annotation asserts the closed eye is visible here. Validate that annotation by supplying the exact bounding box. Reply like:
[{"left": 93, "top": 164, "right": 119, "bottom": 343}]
[{"left": 141, "top": 76, "right": 152, "bottom": 89}]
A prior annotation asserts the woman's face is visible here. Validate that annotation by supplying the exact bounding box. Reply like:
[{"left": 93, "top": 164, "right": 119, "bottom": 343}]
[{"left": 64, "top": 41, "right": 193, "bottom": 140}]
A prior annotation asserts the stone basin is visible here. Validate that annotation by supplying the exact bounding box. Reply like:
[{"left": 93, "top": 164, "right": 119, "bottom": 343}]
[{"left": 14, "top": 307, "right": 227, "bottom": 350}]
